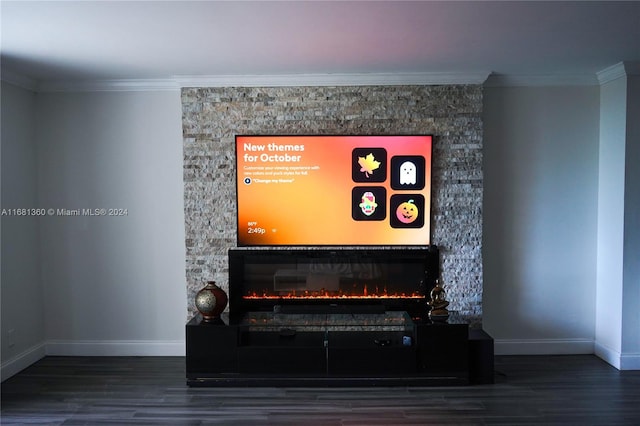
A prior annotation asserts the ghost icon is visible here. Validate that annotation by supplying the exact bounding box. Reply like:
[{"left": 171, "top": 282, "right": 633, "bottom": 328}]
[{"left": 399, "top": 161, "right": 417, "bottom": 185}]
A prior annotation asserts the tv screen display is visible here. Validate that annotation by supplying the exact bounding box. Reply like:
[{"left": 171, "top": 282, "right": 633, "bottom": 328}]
[{"left": 235, "top": 135, "right": 432, "bottom": 246}]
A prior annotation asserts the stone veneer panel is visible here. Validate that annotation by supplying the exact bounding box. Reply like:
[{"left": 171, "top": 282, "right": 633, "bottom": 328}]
[{"left": 182, "top": 85, "right": 483, "bottom": 325}]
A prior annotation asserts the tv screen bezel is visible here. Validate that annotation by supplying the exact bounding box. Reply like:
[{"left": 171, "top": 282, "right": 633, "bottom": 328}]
[{"left": 234, "top": 134, "right": 434, "bottom": 247}]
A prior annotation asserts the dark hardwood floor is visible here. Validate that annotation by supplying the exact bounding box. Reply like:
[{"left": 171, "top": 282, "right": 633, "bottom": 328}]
[{"left": 2, "top": 355, "right": 640, "bottom": 425}]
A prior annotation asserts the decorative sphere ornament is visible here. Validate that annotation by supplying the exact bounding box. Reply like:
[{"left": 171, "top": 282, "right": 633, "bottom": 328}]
[{"left": 195, "top": 281, "right": 228, "bottom": 322}]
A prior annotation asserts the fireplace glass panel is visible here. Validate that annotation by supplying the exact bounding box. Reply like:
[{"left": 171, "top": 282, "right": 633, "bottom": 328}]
[
  {"left": 240, "top": 255, "right": 425, "bottom": 300},
  {"left": 229, "top": 248, "right": 439, "bottom": 316}
]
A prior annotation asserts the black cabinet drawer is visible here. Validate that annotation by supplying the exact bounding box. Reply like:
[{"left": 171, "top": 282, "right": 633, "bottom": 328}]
[
  {"left": 238, "top": 347, "right": 327, "bottom": 374},
  {"left": 416, "top": 323, "right": 468, "bottom": 380},
  {"left": 237, "top": 331, "right": 327, "bottom": 374},
  {"left": 328, "top": 331, "right": 416, "bottom": 375},
  {"left": 186, "top": 318, "right": 238, "bottom": 374},
  {"left": 239, "top": 331, "right": 325, "bottom": 347},
  {"left": 328, "top": 347, "right": 416, "bottom": 374},
  {"left": 329, "top": 331, "right": 412, "bottom": 348}
]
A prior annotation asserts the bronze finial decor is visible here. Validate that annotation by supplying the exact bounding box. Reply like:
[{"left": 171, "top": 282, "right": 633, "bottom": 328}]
[
  {"left": 427, "top": 279, "right": 449, "bottom": 322},
  {"left": 195, "top": 281, "right": 228, "bottom": 322}
]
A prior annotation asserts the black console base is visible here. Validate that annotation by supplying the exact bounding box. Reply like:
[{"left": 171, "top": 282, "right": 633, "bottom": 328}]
[
  {"left": 186, "top": 312, "right": 494, "bottom": 386},
  {"left": 187, "top": 374, "right": 468, "bottom": 387},
  {"left": 469, "top": 328, "right": 495, "bottom": 384}
]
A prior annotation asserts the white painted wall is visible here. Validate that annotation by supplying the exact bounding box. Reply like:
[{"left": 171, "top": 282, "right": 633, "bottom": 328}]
[
  {"left": 1, "top": 82, "right": 46, "bottom": 379},
  {"left": 35, "top": 90, "right": 187, "bottom": 355},
  {"left": 483, "top": 85, "right": 600, "bottom": 354},
  {"left": 0, "top": 79, "right": 623, "bottom": 377}
]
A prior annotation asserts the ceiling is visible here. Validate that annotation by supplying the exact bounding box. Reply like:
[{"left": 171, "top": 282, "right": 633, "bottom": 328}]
[{"left": 2, "top": 1, "right": 639, "bottom": 86}]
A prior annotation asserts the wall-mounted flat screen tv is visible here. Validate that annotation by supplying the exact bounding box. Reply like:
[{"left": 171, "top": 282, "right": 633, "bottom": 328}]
[{"left": 235, "top": 135, "right": 432, "bottom": 246}]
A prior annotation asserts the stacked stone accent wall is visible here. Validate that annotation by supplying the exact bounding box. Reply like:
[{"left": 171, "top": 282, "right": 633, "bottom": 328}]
[{"left": 182, "top": 85, "right": 483, "bottom": 325}]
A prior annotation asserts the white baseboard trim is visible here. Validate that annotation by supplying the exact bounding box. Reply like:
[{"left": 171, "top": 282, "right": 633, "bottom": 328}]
[
  {"left": 595, "top": 342, "right": 640, "bottom": 370},
  {"left": 1, "top": 343, "right": 47, "bottom": 382},
  {"left": 595, "top": 342, "right": 621, "bottom": 369},
  {"left": 45, "top": 340, "right": 185, "bottom": 357},
  {"left": 620, "top": 353, "right": 640, "bottom": 370},
  {"left": 495, "top": 338, "right": 594, "bottom": 355}
]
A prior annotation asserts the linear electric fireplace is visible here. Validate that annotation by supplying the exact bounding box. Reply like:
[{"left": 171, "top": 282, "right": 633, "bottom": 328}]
[{"left": 228, "top": 247, "right": 440, "bottom": 320}]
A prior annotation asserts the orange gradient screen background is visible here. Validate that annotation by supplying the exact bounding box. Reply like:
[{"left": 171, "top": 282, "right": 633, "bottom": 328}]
[{"left": 236, "top": 135, "right": 432, "bottom": 245}]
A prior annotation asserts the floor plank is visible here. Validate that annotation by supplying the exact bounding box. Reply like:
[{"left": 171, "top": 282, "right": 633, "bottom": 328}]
[{"left": 2, "top": 355, "right": 640, "bottom": 425}]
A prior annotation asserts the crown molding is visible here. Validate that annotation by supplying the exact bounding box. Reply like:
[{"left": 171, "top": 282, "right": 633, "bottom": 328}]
[
  {"left": 12, "top": 72, "right": 491, "bottom": 92},
  {"left": 597, "top": 62, "right": 627, "bottom": 84},
  {"left": 174, "top": 72, "right": 491, "bottom": 88},
  {"left": 597, "top": 61, "right": 640, "bottom": 85},
  {"left": 37, "top": 78, "right": 180, "bottom": 93},
  {"left": 14, "top": 68, "right": 636, "bottom": 92},
  {"left": 484, "top": 73, "right": 599, "bottom": 87}
]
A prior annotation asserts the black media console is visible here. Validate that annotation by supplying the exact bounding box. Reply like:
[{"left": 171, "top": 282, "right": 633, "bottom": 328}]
[
  {"left": 186, "top": 248, "right": 493, "bottom": 386},
  {"left": 186, "top": 312, "right": 479, "bottom": 386}
]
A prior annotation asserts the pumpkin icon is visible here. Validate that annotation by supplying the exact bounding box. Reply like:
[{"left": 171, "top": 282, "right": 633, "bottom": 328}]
[{"left": 396, "top": 199, "right": 419, "bottom": 224}]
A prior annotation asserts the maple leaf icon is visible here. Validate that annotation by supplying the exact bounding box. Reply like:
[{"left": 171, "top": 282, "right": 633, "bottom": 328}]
[{"left": 358, "top": 153, "right": 381, "bottom": 178}]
